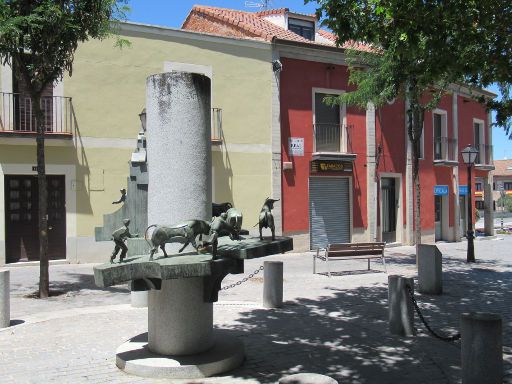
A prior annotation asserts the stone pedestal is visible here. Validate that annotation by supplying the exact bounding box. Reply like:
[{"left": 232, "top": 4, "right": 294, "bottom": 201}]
[
  {"left": 0, "top": 270, "right": 9, "bottom": 328},
  {"left": 461, "top": 312, "right": 502, "bottom": 384},
  {"left": 388, "top": 275, "right": 415, "bottom": 336},
  {"left": 148, "top": 277, "right": 213, "bottom": 355},
  {"left": 417, "top": 244, "right": 442, "bottom": 294}
]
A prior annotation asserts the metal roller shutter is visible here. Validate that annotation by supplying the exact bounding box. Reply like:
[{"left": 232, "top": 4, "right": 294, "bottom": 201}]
[{"left": 309, "top": 177, "right": 351, "bottom": 249}]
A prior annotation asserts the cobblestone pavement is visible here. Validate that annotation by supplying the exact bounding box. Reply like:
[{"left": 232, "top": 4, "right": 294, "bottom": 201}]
[{"left": 0, "top": 236, "right": 511, "bottom": 383}]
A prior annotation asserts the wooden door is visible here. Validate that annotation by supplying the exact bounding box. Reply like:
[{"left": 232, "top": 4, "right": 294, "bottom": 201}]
[{"left": 5, "top": 175, "right": 66, "bottom": 263}]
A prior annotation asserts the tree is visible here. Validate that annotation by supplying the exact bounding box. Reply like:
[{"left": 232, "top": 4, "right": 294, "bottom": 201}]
[
  {"left": 0, "top": 0, "right": 128, "bottom": 297},
  {"left": 311, "top": 0, "right": 512, "bottom": 248}
]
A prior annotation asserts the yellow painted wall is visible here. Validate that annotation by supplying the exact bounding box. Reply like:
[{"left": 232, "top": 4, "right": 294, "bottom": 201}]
[{"left": 1, "top": 26, "right": 273, "bottom": 246}]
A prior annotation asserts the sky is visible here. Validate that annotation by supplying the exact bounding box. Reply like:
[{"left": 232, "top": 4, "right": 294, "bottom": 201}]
[{"left": 127, "top": 0, "right": 511, "bottom": 160}]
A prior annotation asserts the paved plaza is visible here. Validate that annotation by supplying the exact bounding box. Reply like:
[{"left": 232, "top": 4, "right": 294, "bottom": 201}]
[{"left": 0, "top": 236, "right": 511, "bottom": 384}]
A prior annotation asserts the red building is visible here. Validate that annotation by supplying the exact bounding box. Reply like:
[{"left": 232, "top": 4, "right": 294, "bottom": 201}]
[{"left": 184, "top": 6, "right": 496, "bottom": 249}]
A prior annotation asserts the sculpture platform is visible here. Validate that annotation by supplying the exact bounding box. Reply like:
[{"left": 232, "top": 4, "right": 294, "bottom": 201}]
[
  {"left": 93, "top": 235, "right": 293, "bottom": 379},
  {"left": 94, "top": 236, "right": 293, "bottom": 289}
]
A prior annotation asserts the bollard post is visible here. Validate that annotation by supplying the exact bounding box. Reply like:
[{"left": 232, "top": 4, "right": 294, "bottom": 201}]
[
  {"left": 0, "top": 270, "right": 10, "bottom": 328},
  {"left": 263, "top": 261, "right": 283, "bottom": 308},
  {"left": 417, "top": 244, "right": 443, "bottom": 294},
  {"left": 388, "top": 275, "right": 415, "bottom": 336},
  {"left": 461, "top": 312, "right": 502, "bottom": 384}
]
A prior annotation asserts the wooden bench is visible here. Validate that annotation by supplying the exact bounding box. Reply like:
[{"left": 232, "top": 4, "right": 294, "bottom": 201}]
[{"left": 313, "top": 242, "right": 386, "bottom": 277}]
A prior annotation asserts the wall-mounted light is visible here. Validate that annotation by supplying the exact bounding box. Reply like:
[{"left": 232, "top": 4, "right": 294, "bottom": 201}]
[
  {"left": 272, "top": 60, "right": 283, "bottom": 73},
  {"left": 139, "top": 108, "right": 147, "bottom": 131}
]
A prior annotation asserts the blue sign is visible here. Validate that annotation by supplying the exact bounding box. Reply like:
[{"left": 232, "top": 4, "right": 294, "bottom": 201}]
[
  {"left": 459, "top": 186, "right": 468, "bottom": 196},
  {"left": 434, "top": 185, "right": 449, "bottom": 196}
]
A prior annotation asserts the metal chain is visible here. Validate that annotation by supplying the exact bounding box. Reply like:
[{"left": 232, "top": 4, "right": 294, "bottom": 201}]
[
  {"left": 406, "top": 285, "right": 461, "bottom": 342},
  {"left": 221, "top": 265, "right": 264, "bottom": 290}
]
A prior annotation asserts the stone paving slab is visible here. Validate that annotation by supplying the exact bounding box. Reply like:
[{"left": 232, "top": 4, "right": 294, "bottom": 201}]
[{"left": 0, "top": 236, "right": 511, "bottom": 383}]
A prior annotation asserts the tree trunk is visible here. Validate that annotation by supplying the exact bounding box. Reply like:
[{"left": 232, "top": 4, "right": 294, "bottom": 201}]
[
  {"left": 33, "top": 95, "right": 49, "bottom": 298},
  {"left": 406, "top": 85, "right": 424, "bottom": 258}
]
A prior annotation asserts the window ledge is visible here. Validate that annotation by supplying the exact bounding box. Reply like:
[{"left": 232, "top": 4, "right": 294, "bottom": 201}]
[
  {"left": 433, "top": 159, "right": 458, "bottom": 167},
  {"left": 475, "top": 164, "right": 495, "bottom": 171},
  {"left": 312, "top": 152, "right": 357, "bottom": 161}
]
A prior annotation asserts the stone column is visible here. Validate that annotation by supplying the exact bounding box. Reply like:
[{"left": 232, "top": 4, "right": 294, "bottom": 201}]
[
  {"left": 366, "top": 102, "right": 378, "bottom": 242},
  {"left": 263, "top": 261, "right": 283, "bottom": 308},
  {"left": 146, "top": 72, "right": 212, "bottom": 228},
  {"left": 145, "top": 71, "right": 212, "bottom": 355},
  {"left": 0, "top": 270, "right": 9, "bottom": 328},
  {"left": 461, "top": 312, "right": 502, "bottom": 384},
  {"left": 484, "top": 175, "right": 495, "bottom": 236},
  {"left": 388, "top": 275, "right": 415, "bottom": 336}
]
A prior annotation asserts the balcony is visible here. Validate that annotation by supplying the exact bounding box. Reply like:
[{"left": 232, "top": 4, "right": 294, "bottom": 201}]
[
  {"left": 475, "top": 144, "right": 494, "bottom": 170},
  {"left": 0, "top": 92, "right": 74, "bottom": 137},
  {"left": 433, "top": 137, "right": 458, "bottom": 166},
  {"left": 312, "top": 123, "right": 356, "bottom": 161}
]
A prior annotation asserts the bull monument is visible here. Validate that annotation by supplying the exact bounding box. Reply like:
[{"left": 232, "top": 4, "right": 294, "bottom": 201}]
[{"left": 93, "top": 71, "right": 292, "bottom": 379}]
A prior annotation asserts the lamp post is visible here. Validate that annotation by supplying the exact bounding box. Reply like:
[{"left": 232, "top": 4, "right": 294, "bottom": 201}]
[{"left": 461, "top": 145, "right": 479, "bottom": 263}]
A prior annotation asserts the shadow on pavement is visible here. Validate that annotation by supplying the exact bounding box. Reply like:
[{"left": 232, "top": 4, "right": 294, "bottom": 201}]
[{"left": 216, "top": 258, "right": 512, "bottom": 384}]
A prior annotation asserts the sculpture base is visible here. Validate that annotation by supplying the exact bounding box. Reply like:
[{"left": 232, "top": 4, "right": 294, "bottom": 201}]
[{"left": 116, "top": 330, "right": 244, "bottom": 379}]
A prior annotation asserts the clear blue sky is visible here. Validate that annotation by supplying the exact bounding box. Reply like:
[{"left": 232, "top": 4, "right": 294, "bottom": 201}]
[{"left": 127, "top": 1, "right": 511, "bottom": 160}]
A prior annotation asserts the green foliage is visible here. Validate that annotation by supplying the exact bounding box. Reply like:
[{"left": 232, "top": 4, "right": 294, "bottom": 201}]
[
  {"left": 0, "top": 0, "right": 129, "bottom": 95},
  {"left": 497, "top": 195, "right": 512, "bottom": 212},
  {"left": 311, "top": 0, "right": 512, "bottom": 135}
]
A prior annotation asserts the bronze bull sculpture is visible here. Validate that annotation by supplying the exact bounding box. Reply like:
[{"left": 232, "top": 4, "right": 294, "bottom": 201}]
[
  {"left": 259, "top": 198, "right": 279, "bottom": 241},
  {"left": 145, "top": 220, "right": 211, "bottom": 260}
]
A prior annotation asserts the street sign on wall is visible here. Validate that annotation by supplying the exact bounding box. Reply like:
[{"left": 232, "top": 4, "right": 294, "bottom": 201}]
[
  {"left": 434, "top": 185, "right": 449, "bottom": 196},
  {"left": 288, "top": 137, "right": 304, "bottom": 157},
  {"left": 459, "top": 186, "right": 468, "bottom": 196}
]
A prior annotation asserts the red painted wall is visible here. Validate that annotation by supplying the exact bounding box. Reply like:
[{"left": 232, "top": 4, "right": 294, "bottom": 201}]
[
  {"left": 279, "top": 57, "right": 491, "bottom": 238},
  {"left": 280, "top": 58, "right": 366, "bottom": 233}
]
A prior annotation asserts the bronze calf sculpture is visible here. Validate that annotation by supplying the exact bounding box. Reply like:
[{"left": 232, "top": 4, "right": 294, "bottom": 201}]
[
  {"left": 145, "top": 220, "right": 211, "bottom": 260},
  {"left": 259, "top": 198, "right": 279, "bottom": 241}
]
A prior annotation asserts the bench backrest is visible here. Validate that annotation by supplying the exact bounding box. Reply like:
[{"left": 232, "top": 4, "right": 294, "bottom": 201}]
[{"left": 327, "top": 242, "right": 385, "bottom": 256}]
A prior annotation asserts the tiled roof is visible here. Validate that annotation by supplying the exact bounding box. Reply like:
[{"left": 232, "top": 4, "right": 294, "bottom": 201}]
[
  {"left": 183, "top": 5, "right": 314, "bottom": 44},
  {"left": 493, "top": 160, "right": 512, "bottom": 176},
  {"left": 182, "top": 5, "right": 375, "bottom": 52},
  {"left": 255, "top": 8, "right": 289, "bottom": 17}
]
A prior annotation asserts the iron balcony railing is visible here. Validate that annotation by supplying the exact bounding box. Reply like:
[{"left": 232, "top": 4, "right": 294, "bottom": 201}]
[
  {"left": 313, "top": 123, "right": 352, "bottom": 153},
  {"left": 0, "top": 92, "right": 74, "bottom": 135},
  {"left": 475, "top": 144, "right": 493, "bottom": 166},
  {"left": 211, "top": 107, "right": 222, "bottom": 142},
  {"left": 433, "top": 137, "right": 457, "bottom": 162}
]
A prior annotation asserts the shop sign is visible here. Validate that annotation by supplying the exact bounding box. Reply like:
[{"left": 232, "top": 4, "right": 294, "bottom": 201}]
[
  {"left": 434, "top": 185, "right": 449, "bottom": 196},
  {"left": 288, "top": 137, "right": 304, "bottom": 157},
  {"left": 459, "top": 185, "right": 468, "bottom": 196},
  {"left": 311, "top": 160, "right": 352, "bottom": 173}
]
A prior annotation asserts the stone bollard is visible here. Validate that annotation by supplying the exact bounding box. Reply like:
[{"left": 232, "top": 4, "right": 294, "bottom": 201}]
[
  {"left": 0, "top": 270, "right": 10, "bottom": 328},
  {"left": 461, "top": 312, "right": 502, "bottom": 384},
  {"left": 388, "top": 275, "right": 415, "bottom": 336},
  {"left": 263, "top": 261, "right": 283, "bottom": 308},
  {"left": 279, "top": 373, "right": 338, "bottom": 384},
  {"left": 417, "top": 244, "right": 442, "bottom": 294}
]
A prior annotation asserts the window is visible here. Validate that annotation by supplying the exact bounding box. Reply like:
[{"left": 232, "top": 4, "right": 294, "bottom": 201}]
[
  {"left": 288, "top": 18, "right": 315, "bottom": 41},
  {"left": 475, "top": 183, "right": 483, "bottom": 191},
  {"left": 432, "top": 110, "right": 447, "bottom": 161},
  {"left": 475, "top": 201, "right": 484, "bottom": 210},
  {"left": 313, "top": 90, "right": 349, "bottom": 152},
  {"left": 473, "top": 120, "right": 484, "bottom": 164},
  {"left": 505, "top": 182, "right": 512, "bottom": 190}
]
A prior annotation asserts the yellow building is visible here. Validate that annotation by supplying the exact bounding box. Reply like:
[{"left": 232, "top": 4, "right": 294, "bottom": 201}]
[{"left": 0, "top": 22, "right": 280, "bottom": 265}]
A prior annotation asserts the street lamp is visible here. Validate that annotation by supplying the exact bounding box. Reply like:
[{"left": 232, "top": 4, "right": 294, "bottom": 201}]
[{"left": 461, "top": 145, "right": 479, "bottom": 263}]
